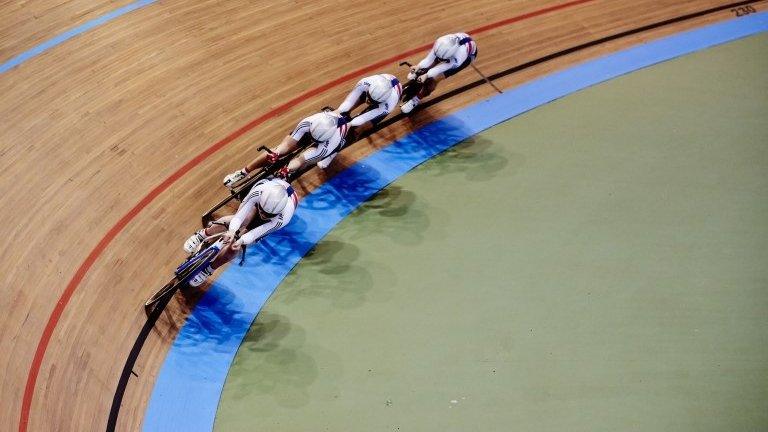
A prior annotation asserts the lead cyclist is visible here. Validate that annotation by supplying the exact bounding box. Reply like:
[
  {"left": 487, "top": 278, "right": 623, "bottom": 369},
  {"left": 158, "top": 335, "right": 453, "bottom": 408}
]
[{"left": 182, "top": 177, "right": 298, "bottom": 286}]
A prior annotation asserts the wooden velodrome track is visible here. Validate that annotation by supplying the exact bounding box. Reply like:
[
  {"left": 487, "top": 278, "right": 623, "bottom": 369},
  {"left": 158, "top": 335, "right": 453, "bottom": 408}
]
[{"left": 0, "top": 0, "right": 763, "bottom": 430}]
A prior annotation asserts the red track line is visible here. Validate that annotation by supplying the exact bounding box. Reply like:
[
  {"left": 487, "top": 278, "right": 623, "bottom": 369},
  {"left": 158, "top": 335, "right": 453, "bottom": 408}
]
[{"left": 18, "top": 0, "right": 596, "bottom": 430}]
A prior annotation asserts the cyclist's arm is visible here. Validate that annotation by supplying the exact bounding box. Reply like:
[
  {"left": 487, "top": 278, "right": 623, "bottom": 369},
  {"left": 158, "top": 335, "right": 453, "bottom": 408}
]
[
  {"left": 229, "top": 194, "right": 258, "bottom": 233},
  {"left": 338, "top": 82, "right": 365, "bottom": 113},
  {"left": 416, "top": 50, "right": 437, "bottom": 70},
  {"left": 240, "top": 202, "right": 295, "bottom": 245},
  {"left": 289, "top": 117, "right": 311, "bottom": 141}
]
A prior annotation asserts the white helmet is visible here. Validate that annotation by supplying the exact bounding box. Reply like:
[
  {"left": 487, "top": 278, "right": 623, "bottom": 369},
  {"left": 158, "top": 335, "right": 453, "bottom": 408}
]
[
  {"left": 308, "top": 112, "right": 339, "bottom": 142},
  {"left": 368, "top": 75, "right": 393, "bottom": 103},
  {"left": 258, "top": 182, "right": 289, "bottom": 215},
  {"left": 434, "top": 34, "right": 460, "bottom": 60}
]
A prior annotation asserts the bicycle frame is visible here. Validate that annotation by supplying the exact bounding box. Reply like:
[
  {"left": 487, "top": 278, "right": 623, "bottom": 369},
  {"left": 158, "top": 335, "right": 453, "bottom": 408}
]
[{"left": 175, "top": 232, "right": 226, "bottom": 280}]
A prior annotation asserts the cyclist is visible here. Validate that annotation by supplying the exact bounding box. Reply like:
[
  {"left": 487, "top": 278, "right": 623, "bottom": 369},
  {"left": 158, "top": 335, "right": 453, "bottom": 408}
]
[
  {"left": 401, "top": 32, "right": 477, "bottom": 113},
  {"left": 316, "top": 73, "right": 402, "bottom": 168},
  {"left": 223, "top": 111, "right": 347, "bottom": 186},
  {"left": 183, "top": 177, "right": 298, "bottom": 286}
]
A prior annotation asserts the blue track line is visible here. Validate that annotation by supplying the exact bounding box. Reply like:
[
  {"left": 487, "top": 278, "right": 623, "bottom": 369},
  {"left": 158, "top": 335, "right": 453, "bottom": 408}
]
[
  {"left": 0, "top": 0, "right": 156, "bottom": 75},
  {"left": 142, "top": 12, "right": 768, "bottom": 432}
]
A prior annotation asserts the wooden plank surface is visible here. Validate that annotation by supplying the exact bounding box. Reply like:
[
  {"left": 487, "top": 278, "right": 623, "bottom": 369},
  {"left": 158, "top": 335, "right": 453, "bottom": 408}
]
[
  {"left": 0, "top": 0, "right": 138, "bottom": 61},
  {"left": 0, "top": 0, "right": 761, "bottom": 430}
]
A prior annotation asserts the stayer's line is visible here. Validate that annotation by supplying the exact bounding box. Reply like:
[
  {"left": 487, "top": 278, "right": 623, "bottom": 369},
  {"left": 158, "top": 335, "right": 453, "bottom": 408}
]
[{"left": 0, "top": 0, "right": 157, "bottom": 74}]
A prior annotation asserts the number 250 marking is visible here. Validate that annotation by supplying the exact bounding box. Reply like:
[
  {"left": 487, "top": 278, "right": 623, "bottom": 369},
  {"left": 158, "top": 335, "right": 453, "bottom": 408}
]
[{"left": 732, "top": 5, "right": 757, "bottom": 16}]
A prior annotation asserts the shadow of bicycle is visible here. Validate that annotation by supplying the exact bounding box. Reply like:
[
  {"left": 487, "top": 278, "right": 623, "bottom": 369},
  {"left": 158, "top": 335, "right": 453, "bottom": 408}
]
[{"left": 220, "top": 311, "right": 343, "bottom": 409}]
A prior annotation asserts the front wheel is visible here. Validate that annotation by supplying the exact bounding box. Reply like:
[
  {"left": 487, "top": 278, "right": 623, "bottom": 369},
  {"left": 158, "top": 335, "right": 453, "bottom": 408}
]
[{"left": 144, "top": 277, "right": 179, "bottom": 315}]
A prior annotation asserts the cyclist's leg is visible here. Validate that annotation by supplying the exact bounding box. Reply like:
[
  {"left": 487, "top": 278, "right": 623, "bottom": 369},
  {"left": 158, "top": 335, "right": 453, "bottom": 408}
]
[
  {"left": 244, "top": 135, "right": 301, "bottom": 173},
  {"left": 211, "top": 242, "right": 239, "bottom": 269},
  {"left": 418, "top": 76, "right": 440, "bottom": 98},
  {"left": 286, "top": 153, "right": 307, "bottom": 173},
  {"left": 202, "top": 217, "right": 232, "bottom": 236},
  {"left": 345, "top": 93, "right": 366, "bottom": 115},
  {"left": 185, "top": 217, "right": 232, "bottom": 253},
  {"left": 437, "top": 52, "right": 474, "bottom": 86},
  {"left": 288, "top": 138, "right": 338, "bottom": 172}
]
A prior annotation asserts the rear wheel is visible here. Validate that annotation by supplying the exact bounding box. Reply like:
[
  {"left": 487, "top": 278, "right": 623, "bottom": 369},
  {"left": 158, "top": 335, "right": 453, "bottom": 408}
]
[{"left": 400, "top": 79, "right": 422, "bottom": 102}]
